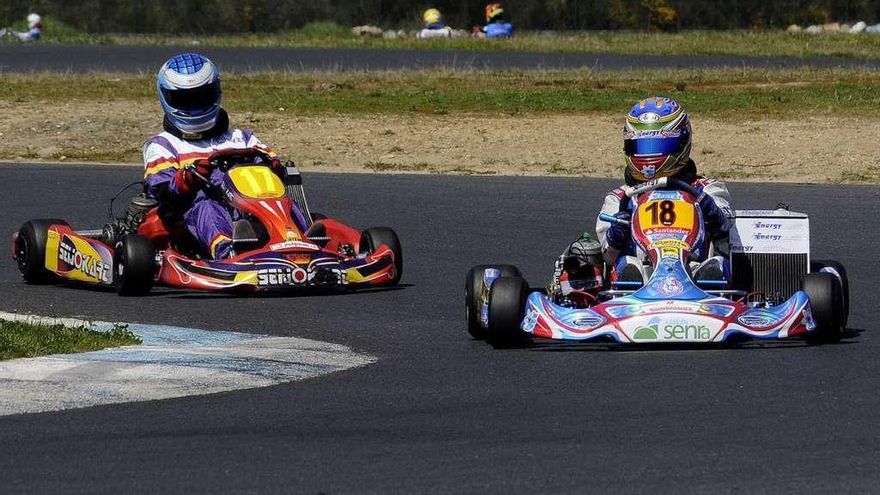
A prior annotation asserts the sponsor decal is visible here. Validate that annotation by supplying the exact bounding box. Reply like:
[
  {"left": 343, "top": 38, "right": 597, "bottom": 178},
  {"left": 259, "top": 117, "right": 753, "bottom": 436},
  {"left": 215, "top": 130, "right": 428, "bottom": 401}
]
[
  {"left": 642, "top": 165, "right": 656, "bottom": 179},
  {"left": 269, "top": 240, "right": 320, "bottom": 252},
  {"left": 657, "top": 277, "right": 684, "bottom": 296},
  {"left": 737, "top": 313, "right": 778, "bottom": 327},
  {"left": 570, "top": 314, "right": 606, "bottom": 328},
  {"left": 58, "top": 238, "right": 111, "bottom": 283},
  {"left": 632, "top": 319, "right": 711, "bottom": 341},
  {"left": 652, "top": 239, "right": 689, "bottom": 251},
  {"left": 522, "top": 309, "right": 539, "bottom": 332},
  {"left": 663, "top": 323, "right": 711, "bottom": 340},
  {"left": 753, "top": 221, "right": 782, "bottom": 230},
  {"left": 257, "top": 267, "right": 309, "bottom": 286},
  {"left": 752, "top": 233, "right": 783, "bottom": 241},
  {"left": 633, "top": 324, "right": 658, "bottom": 340},
  {"left": 256, "top": 265, "right": 345, "bottom": 286},
  {"left": 638, "top": 112, "right": 660, "bottom": 124}
]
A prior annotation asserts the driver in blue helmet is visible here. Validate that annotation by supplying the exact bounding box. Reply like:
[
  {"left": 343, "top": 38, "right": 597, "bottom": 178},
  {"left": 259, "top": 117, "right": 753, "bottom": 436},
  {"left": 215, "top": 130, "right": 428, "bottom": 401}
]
[
  {"left": 548, "top": 97, "right": 733, "bottom": 305},
  {"left": 142, "top": 53, "right": 309, "bottom": 260}
]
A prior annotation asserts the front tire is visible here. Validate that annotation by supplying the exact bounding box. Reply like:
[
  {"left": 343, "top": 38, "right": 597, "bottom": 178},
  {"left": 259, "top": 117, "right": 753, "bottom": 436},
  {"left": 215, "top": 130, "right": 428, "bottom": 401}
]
[
  {"left": 114, "top": 234, "right": 155, "bottom": 296},
  {"left": 487, "top": 276, "right": 530, "bottom": 346},
  {"left": 465, "top": 264, "right": 522, "bottom": 340},
  {"left": 803, "top": 272, "right": 844, "bottom": 342},
  {"left": 15, "top": 219, "right": 68, "bottom": 284},
  {"left": 359, "top": 227, "right": 403, "bottom": 286},
  {"left": 811, "top": 259, "right": 849, "bottom": 328}
]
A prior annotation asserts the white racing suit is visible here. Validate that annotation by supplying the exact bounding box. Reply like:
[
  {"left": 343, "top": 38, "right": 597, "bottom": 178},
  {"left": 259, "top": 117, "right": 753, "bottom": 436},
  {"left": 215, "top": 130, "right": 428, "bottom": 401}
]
[
  {"left": 142, "top": 113, "right": 307, "bottom": 259},
  {"left": 417, "top": 24, "right": 454, "bottom": 39},
  {"left": 549, "top": 175, "right": 734, "bottom": 301}
]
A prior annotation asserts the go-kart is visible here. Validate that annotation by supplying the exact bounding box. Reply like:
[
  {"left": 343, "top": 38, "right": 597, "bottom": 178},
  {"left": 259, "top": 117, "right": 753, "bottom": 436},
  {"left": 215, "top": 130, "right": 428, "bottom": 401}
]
[
  {"left": 12, "top": 150, "right": 402, "bottom": 295},
  {"left": 466, "top": 177, "right": 849, "bottom": 346}
]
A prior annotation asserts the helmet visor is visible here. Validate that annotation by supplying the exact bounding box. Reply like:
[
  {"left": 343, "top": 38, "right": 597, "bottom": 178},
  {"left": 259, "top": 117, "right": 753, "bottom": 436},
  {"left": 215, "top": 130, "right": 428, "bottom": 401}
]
[
  {"left": 162, "top": 80, "right": 220, "bottom": 112},
  {"left": 624, "top": 136, "right": 682, "bottom": 156}
]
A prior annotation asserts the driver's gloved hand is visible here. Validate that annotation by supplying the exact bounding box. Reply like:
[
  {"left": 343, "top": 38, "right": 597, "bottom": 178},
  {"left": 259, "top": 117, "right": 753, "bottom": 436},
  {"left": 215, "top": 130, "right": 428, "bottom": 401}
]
[
  {"left": 605, "top": 212, "right": 632, "bottom": 251},
  {"left": 179, "top": 159, "right": 214, "bottom": 191},
  {"left": 697, "top": 192, "right": 727, "bottom": 236}
]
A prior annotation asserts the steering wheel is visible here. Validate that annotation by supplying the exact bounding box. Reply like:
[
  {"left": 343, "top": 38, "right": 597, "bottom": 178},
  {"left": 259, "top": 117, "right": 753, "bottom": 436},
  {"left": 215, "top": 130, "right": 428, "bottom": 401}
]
[{"left": 601, "top": 177, "right": 703, "bottom": 225}]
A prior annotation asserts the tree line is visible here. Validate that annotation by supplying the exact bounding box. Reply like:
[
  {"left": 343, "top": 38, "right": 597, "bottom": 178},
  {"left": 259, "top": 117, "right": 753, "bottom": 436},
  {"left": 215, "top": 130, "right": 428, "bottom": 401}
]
[{"left": 3, "top": 0, "right": 880, "bottom": 33}]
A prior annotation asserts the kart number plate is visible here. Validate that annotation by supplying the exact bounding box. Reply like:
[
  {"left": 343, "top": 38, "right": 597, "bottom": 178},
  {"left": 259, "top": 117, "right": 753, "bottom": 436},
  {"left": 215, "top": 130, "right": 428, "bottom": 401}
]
[{"left": 637, "top": 199, "right": 695, "bottom": 231}]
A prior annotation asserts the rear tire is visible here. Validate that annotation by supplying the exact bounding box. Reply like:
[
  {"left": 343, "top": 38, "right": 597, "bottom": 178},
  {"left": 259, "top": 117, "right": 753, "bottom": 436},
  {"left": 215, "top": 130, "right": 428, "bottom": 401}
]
[
  {"left": 465, "top": 264, "right": 522, "bottom": 340},
  {"left": 15, "top": 219, "right": 68, "bottom": 284},
  {"left": 811, "top": 259, "right": 849, "bottom": 328},
  {"left": 803, "top": 272, "right": 844, "bottom": 342},
  {"left": 359, "top": 227, "right": 403, "bottom": 286},
  {"left": 114, "top": 234, "right": 155, "bottom": 296},
  {"left": 487, "top": 276, "right": 530, "bottom": 346}
]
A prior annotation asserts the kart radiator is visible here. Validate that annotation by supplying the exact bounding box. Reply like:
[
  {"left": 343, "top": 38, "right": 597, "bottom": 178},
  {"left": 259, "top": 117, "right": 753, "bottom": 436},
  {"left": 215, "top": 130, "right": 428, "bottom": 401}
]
[
  {"left": 283, "top": 162, "right": 314, "bottom": 227},
  {"left": 729, "top": 209, "right": 810, "bottom": 301},
  {"left": 731, "top": 252, "right": 808, "bottom": 300}
]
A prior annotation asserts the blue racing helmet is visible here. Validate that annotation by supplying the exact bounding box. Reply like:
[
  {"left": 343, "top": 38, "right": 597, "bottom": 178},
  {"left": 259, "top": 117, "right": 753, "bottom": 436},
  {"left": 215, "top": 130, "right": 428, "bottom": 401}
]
[
  {"left": 157, "top": 53, "right": 222, "bottom": 134},
  {"left": 623, "top": 97, "right": 692, "bottom": 183}
]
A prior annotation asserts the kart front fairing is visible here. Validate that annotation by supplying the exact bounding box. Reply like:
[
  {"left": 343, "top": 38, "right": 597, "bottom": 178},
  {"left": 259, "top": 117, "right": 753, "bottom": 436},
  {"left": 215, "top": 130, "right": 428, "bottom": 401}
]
[
  {"left": 520, "top": 257, "right": 815, "bottom": 344},
  {"left": 157, "top": 240, "right": 396, "bottom": 292}
]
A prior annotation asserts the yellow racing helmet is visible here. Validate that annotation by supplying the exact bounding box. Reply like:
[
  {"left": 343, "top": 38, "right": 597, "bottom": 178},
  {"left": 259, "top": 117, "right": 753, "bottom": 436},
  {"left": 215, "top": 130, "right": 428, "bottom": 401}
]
[{"left": 422, "top": 8, "right": 443, "bottom": 25}]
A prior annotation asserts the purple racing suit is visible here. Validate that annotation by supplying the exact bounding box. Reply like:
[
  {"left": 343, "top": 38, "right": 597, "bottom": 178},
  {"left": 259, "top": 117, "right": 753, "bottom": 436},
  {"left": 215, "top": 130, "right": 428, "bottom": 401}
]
[{"left": 142, "top": 122, "right": 306, "bottom": 259}]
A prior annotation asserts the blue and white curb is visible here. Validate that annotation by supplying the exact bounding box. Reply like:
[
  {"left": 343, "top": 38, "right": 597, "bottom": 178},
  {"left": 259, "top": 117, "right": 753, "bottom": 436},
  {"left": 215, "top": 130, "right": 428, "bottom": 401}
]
[{"left": 0, "top": 312, "right": 375, "bottom": 416}]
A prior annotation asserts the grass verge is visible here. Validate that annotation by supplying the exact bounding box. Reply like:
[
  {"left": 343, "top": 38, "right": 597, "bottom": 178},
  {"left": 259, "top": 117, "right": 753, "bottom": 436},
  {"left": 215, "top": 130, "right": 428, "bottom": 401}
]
[
  {"left": 0, "top": 319, "right": 141, "bottom": 360},
  {"left": 12, "top": 22, "right": 880, "bottom": 60},
  {"left": 2, "top": 67, "right": 880, "bottom": 118}
]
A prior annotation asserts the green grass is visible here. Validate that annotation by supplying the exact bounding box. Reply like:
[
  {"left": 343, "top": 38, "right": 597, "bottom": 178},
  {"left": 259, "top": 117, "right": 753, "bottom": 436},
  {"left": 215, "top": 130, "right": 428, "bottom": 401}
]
[
  {"left": 0, "top": 319, "right": 141, "bottom": 360},
  {"left": 19, "top": 24, "right": 880, "bottom": 59},
  {"left": 3, "top": 67, "right": 879, "bottom": 118}
]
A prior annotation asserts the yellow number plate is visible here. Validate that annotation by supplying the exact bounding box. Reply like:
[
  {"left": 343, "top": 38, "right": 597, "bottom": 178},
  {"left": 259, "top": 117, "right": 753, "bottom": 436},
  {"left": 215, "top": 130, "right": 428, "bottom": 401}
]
[
  {"left": 637, "top": 199, "right": 695, "bottom": 230},
  {"left": 228, "top": 166, "right": 286, "bottom": 199}
]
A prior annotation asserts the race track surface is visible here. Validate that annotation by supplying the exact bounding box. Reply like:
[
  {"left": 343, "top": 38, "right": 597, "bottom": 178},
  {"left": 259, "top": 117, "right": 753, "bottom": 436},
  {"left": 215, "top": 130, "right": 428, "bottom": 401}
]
[
  {"left": 2, "top": 44, "right": 880, "bottom": 73},
  {"left": 0, "top": 163, "right": 877, "bottom": 493}
]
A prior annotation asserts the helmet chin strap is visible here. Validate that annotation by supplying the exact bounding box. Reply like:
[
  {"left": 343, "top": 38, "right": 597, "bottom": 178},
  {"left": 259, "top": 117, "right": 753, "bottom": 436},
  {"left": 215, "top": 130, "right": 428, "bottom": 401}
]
[{"left": 163, "top": 109, "right": 229, "bottom": 141}]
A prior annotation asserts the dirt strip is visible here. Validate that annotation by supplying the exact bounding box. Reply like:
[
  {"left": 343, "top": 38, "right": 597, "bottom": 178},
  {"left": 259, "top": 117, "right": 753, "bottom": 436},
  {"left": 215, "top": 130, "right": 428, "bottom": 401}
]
[{"left": 2, "top": 100, "right": 878, "bottom": 183}]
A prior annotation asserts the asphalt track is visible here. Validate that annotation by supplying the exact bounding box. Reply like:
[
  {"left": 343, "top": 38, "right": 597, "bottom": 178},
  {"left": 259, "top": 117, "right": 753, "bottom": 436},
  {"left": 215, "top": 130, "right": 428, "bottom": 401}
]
[
  {"left": 0, "top": 163, "right": 878, "bottom": 493},
  {"left": 2, "top": 44, "right": 880, "bottom": 73}
]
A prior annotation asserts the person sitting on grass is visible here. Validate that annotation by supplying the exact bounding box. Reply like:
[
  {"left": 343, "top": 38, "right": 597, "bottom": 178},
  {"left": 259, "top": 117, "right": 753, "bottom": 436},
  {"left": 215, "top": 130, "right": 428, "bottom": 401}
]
[
  {"left": 479, "top": 3, "right": 514, "bottom": 38},
  {"left": 416, "top": 8, "right": 454, "bottom": 39},
  {"left": 2, "top": 13, "right": 42, "bottom": 42}
]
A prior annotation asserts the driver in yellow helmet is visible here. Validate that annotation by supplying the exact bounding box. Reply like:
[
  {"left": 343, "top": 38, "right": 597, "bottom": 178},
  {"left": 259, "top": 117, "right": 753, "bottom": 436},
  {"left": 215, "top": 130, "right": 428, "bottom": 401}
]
[{"left": 417, "top": 8, "right": 454, "bottom": 39}]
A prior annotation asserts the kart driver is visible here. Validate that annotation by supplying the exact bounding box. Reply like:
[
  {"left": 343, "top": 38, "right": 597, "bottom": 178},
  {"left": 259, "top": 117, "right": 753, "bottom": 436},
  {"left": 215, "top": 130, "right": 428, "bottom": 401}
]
[
  {"left": 479, "top": 3, "right": 514, "bottom": 38},
  {"left": 416, "top": 8, "right": 454, "bottom": 39},
  {"left": 2, "top": 13, "right": 42, "bottom": 42},
  {"left": 143, "top": 52, "right": 308, "bottom": 260},
  {"left": 548, "top": 96, "right": 733, "bottom": 305}
]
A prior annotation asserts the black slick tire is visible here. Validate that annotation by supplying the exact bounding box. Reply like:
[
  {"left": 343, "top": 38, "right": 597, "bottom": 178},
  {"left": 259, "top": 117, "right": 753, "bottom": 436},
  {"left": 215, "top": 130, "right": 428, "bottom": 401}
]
[
  {"left": 15, "top": 219, "right": 68, "bottom": 284},
  {"left": 359, "top": 227, "right": 403, "bottom": 286},
  {"left": 487, "top": 276, "right": 530, "bottom": 346},
  {"left": 465, "top": 264, "right": 522, "bottom": 340},
  {"left": 811, "top": 259, "right": 849, "bottom": 328},
  {"left": 114, "top": 234, "right": 155, "bottom": 296},
  {"left": 803, "top": 272, "right": 844, "bottom": 343}
]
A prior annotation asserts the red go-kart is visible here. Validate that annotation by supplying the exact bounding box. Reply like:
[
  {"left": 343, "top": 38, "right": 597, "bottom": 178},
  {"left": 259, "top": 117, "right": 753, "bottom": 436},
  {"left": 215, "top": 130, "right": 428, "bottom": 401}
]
[{"left": 12, "top": 150, "right": 402, "bottom": 295}]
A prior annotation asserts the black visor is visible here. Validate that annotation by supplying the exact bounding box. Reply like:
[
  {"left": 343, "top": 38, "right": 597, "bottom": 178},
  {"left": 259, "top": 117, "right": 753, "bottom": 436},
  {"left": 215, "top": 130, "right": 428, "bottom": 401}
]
[{"left": 162, "top": 80, "right": 220, "bottom": 112}]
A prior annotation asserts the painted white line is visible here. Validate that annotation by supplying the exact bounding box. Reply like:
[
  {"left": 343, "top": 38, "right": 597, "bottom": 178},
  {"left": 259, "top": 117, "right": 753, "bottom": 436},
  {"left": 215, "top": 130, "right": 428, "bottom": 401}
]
[{"left": 0, "top": 312, "right": 375, "bottom": 416}]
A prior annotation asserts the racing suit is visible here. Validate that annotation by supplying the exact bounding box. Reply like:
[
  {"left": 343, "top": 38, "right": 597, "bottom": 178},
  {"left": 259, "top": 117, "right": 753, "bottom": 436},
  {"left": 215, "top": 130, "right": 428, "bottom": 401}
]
[
  {"left": 417, "top": 23, "right": 454, "bottom": 39},
  {"left": 483, "top": 21, "right": 514, "bottom": 38},
  {"left": 142, "top": 110, "right": 306, "bottom": 259},
  {"left": 548, "top": 164, "right": 734, "bottom": 301}
]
